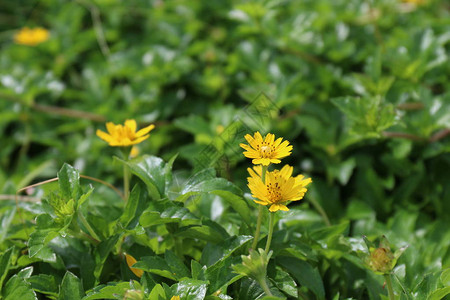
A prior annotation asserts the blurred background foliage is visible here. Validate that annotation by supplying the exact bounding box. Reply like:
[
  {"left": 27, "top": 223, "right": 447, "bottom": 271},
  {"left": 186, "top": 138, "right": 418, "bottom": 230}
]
[{"left": 0, "top": 0, "right": 449, "bottom": 298}]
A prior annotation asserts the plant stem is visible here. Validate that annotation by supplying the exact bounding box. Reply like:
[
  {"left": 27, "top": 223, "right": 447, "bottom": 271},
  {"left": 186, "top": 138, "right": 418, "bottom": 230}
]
[
  {"left": 265, "top": 212, "right": 275, "bottom": 254},
  {"left": 123, "top": 163, "right": 130, "bottom": 201},
  {"left": 259, "top": 277, "right": 273, "bottom": 296},
  {"left": 308, "top": 195, "right": 331, "bottom": 227},
  {"left": 78, "top": 211, "right": 101, "bottom": 242},
  {"left": 251, "top": 165, "right": 268, "bottom": 251},
  {"left": 121, "top": 147, "right": 132, "bottom": 201},
  {"left": 385, "top": 274, "right": 395, "bottom": 300},
  {"left": 251, "top": 205, "right": 263, "bottom": 251}
]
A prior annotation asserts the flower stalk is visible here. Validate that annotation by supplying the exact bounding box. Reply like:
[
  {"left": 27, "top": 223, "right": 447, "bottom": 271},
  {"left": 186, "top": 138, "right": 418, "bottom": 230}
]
[
  {"left": 251, "top": 165, "right": 268, "bottom": 251},
  {"left": 385, "top": 274, "right": 395, "bottom": 300},
  {"left": 265, "top": 212, "right": 275, "bottom": 254}
]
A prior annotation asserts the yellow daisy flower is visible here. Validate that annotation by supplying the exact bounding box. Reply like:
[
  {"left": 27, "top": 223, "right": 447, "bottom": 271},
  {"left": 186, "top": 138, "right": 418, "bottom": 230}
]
[
  {"left": 171, "top": 297, "right": 181, "bottom": 300},
  {"left": 125, "top": 254, "right": 143, "bottom": 278},
  {"left": 14, "top": 27, "right": 50, "bottom": 46},
  {"left": 240, "top": 132, "right": 293, "bottom": 166},
  {"left": 96, "top": 119, "right": 155, "bottom": 147},
  {"left": 247, "top": 165, "right": 311, "bottom": 212},
  {"left": 401, "top": 0, "right": 425, "bottom": 4}
]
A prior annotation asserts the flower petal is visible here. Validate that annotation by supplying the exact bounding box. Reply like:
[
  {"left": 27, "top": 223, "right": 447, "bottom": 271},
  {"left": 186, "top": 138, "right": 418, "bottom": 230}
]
[
  {"left": 136, "top": 124, "right": 155, "bottom": 137},
  {"left": 125, "top": 119, "right": 137, "bottom": 133}
]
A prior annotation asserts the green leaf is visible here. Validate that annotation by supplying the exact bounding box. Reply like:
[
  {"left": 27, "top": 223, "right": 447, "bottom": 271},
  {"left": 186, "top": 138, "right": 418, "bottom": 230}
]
[
  {"left": 0, "top": 207, "right": 15, "bottom": 244},
  {"left": 203, "top": 236, "right": 253, "bottom": 294},
  {"left": 440, "top": 268, "right": 450, "bottom": 287},
  {"left": 133, "top": 256, "right": 177, "bottom": 281},
  {"left": 27, "top": 274, "right": 58, "bottom": 298},
  {"left": 77, "top": 187, "right": 94, "bottom": 209},
  {"left": 148, "top": 284, "right": 166, "bottom": 300},
  {"left": 176, "top": 225, "right": 225, "bottom": 244},
  {"left": 277, "top": 256, "right": 325, "bottom": 300},
  {"left": 310, "top": 221, "right": 349, "bottom": 241},
  {"left": 57, "top": 163, "right": 82, "bottom": 203},
  {"left": 428, "top": 287, "right": 450, "bottom": 300},
  {"left": 191, "top": 260, "right": 206, "bottom": 281},
  {"left": 118, "top": 155, "right": 170, "bottom": 199},
  {"left": 174, "top": 115, "right": 212, "bottom": 136},
  {"left": 140, "top": 200, "right": 201, "bottom": 228},
  {"left": 171, "top": 279, "right": 208, "bottom": 300},
  {"left": 210, "top": 190, "right": 252, "bottom": 226},
  {"left": 272, "top": 267, "right": 297, "bottom": 298},
  {"left": 27, "top": 214, "right": 59, "bottom": 262},
  {"left": 58, "top": 271, "right": 84, "bottom": 300},
  {"left": 93, "top": 234, "right": 121, "bottom": 283},
  {"left": 83, "top": 281, "right": 138, "bottom": 300},
  {"left": 165, "top": 250, "right": 190, "bottom": 280},
  {"left": 3, "top": 275, "right": 37, "bottom": 300},
  {"left": 17, "top": 266, "right": 33, "bottom": 279},
  {"left": 120, "top": 183, "right": 149, "bottom": 229},
  {"left": 0, "top": 247, "right": 15, "bottom": 294},
  {"left": 331, "top": 97, "right": 396, "bottom": 137},
  {"left": 201, "top": 235, "right": 253, "bottom": 267}
]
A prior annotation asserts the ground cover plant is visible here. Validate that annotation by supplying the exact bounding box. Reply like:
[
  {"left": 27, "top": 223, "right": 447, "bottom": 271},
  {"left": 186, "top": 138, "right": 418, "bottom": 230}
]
[{"left": 0, "top": 0, "right": 449, "bottom": 299}]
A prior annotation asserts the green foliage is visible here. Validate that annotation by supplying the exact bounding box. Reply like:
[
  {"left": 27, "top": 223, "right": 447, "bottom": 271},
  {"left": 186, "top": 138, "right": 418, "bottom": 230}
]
[{"left": 1, "top": 0, "right": 449, "bottom": 299}]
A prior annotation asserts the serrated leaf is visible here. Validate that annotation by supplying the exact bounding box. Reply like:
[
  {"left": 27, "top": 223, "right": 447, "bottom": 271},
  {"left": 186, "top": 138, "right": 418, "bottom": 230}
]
[
  {"left": 82, "top": 282, "right": 135, "bottom": 300},
  {"left": 58, "top": 271, "right": 84, "bottom": 300},
  {"left": 28, "top": 214, "right": 60, "bottom": 260},
  {"left": 428, "top": 287, "right": 450, "bottom": 300},
  {"left": 440, "top": 268, "right": 450, "bottom": 287},
  {"left": 0, "top": 247, "right": 15, "bottom": 294},
  {"left": 277, "top": 256, "right": 325, "bottom": 300},
  {"left": 27, "top": 274, "right": 58, "bottom": 298},
  {"left": 165, "top": 250, "right": 190, "bottom": 280},
  {"left": 17, "top": 266, "right": 33, "bottom": 279},
  {"left": 171, "top": 279, "right": 208, "bottom": 300},
  {"left": 140, "top": 203, "right": 201, "bottom": 228},
  {"left": 118, "top": 155, "right": 170, "bottom": 199},
  {"left": 210, "top": 190, "right": 251, "bottom": 226},
  {"left": 120, "top": 183, "right": 149, "bottom": 229},
  {"left": 0, "top": 207, "right": 15, "bottom": 244},
  {"left": 148, "top": 284, "right": 166, "bottom": 300},
  {"left": 176, "top": 225, "right": 225, "bottom": 244},
  {"left": 57, "top": 163, "right": 82, "bottom": 203},
  {"left": 3, "top": 275, "right": 37, "bottom": 300},
  {"left": 93, "top": 235, "right": 121, "bottom": 283},
  {"left": 133, "top": 256, "right": 177, "bottom": 281},
  {"left": 77, "top": 187, "right": 94, "bottom": 209}
]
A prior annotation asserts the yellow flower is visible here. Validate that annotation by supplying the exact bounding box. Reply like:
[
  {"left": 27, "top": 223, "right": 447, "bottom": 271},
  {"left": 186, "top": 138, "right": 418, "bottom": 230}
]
[
  {"left": 97, "top": 119, "right": 155, "bottom": 147},
  {"left": 401, "top": 0, "right": 425, "bottom": 4},
  {"left": 171, "top": 297, "right": 180, "bottom": 300},
  {"left": 130, "top": 146, "right": 140, "bottom": 158},
  {"left": 240, "top": 132, "right": 292, "bottom": 166},
  {"left": 247, "top": 165, "right": 311, "bottom": 212},
  {"left": 14, "top": 27, "right": 50, "bottom": 46},
  {"left": 125, "top": 254, "right": 143, "bottom": 278}
]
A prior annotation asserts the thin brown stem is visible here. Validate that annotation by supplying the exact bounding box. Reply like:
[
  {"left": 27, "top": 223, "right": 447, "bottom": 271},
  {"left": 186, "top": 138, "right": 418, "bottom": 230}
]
[{"left": 429, "top": 129, "right": 450, "bottom": 143}]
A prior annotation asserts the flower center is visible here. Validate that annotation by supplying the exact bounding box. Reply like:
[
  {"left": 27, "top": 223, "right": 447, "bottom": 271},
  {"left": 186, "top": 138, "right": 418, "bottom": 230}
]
[
  {"left": 266, "top": 180, "right": 282, "bottom": 202},
  {"left": 260, "top": 145, "right": 273, "bottom": 157}
]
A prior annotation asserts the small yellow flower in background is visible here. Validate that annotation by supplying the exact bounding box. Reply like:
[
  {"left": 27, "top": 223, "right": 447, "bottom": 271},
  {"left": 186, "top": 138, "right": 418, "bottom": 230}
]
[
  {"left": 240, "top": 132, "right": 293, "bottom": 166},
  {"left": 14, "top": 27, "right": 50, "bottom": 46},
  {"left": 97, "top": 119, "right": 155, "bottom": 147},
  {"left": 125, "top": 254, "right": 143, "bottom": 278},
  {"left": 130, "top": 146, "right": 140, "bottom": 158},
  {"left": 247, "top": 165, "right": 311, "bottom": 212},
  {"left": 171, "top": 296, "right": 181, "bottom": 300},
  {"left": 401, "top": 0, "right": 425, "bottom": 4}
]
